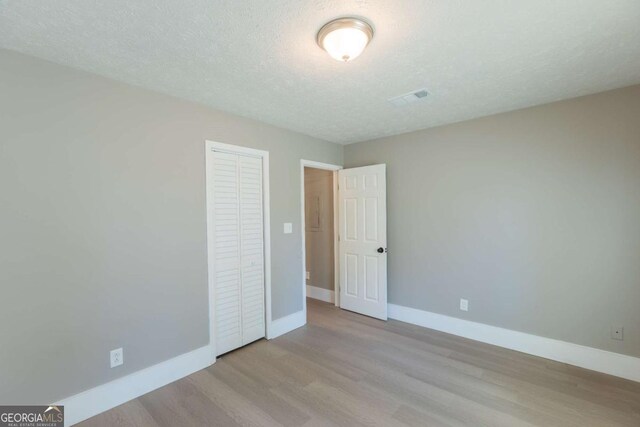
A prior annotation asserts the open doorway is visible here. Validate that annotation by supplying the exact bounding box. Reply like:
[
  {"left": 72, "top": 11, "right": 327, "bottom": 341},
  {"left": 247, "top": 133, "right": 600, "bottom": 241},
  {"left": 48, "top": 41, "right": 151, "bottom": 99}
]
[
  {"left": 300, "top": 160, "right": 388, "bottom": 322},
  {"left": 300, "top": 160, "right": 341, "bottom": 319},
  {"left": 304, "top": 167, "right": 335, "bottom": 302}
]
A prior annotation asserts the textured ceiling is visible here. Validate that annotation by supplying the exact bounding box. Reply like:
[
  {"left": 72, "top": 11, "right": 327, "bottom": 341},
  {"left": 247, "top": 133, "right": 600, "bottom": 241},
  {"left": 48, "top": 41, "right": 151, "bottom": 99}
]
[{"left": 1, "top": 0, "right": 640, "bottom": 144}]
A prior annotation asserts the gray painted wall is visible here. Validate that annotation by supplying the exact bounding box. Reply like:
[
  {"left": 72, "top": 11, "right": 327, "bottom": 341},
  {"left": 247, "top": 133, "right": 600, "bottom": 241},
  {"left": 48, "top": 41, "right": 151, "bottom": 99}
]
[
  {"left": 304, "top": 167, "right": 334, "bottom": 291},
  {"left": 345, "top": 85, "right": 640, "bottom": 358},
  {"left": 0, "top": 49, "right": 342, "bottom": 404}
]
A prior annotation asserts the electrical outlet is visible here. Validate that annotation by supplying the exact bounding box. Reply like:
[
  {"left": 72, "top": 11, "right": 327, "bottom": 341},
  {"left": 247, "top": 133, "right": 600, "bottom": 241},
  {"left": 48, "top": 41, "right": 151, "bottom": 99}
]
[
  {"left": 611, "top": 326, "right": 624, "bottom": 341},
  {"left": 306, "top": 271, "right": 310, "bottom": 280},
  {"left": 283, "top": 223, "right": 293, "bottom": 234},
  {"left": 110, "top": 348, "right": 123, "bottom": 368},
  {"left": 460, "top": 298, "right": 469, "bottom": 312}
]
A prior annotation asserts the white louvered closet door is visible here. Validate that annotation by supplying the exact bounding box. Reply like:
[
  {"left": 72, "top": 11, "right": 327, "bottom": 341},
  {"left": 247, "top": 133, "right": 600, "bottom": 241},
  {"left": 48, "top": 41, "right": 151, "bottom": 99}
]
[
  {"left": 238, "top": 155, "right": 266, "bottom": 345},
  {"left": 212, "top": 151, "right": 265, "bottom": 356}
]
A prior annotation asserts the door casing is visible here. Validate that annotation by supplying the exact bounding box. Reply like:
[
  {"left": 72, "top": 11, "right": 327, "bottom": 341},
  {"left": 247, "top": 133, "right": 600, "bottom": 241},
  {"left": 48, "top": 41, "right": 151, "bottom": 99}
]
[{"left": 300, "top": 160, "right": 342, "bottom": 317}]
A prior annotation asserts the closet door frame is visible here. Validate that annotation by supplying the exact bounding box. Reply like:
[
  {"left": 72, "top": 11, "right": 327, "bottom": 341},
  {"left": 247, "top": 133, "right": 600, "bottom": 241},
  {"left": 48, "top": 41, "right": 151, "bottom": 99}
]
[{"left": 205, "top": 140, "right": 272, "bottom": 361}]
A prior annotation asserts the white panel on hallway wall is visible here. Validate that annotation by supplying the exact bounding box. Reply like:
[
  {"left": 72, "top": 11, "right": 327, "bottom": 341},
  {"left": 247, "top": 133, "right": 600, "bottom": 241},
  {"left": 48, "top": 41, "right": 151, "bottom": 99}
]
[{"left": 305, "top": 194, "right": 321, "bottom": 231}]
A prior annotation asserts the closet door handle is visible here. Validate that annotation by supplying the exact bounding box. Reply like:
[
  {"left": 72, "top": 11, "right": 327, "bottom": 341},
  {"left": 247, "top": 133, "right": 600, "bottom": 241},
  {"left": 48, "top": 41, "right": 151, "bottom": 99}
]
[{"left": 377, "top": 247, "right": 386, "bottom": 254}]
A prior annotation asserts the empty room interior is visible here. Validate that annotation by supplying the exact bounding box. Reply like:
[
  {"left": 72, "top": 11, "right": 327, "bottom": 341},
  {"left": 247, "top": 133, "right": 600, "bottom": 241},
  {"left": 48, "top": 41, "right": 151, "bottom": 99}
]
[{"left": 2, "top": 1, "right": 640, "bottom": 426}]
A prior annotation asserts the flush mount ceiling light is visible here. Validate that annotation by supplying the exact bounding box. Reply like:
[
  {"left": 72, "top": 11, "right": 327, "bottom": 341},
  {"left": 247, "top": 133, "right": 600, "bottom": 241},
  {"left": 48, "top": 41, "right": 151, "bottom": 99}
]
[{"left": 317, "top": 17, "right": 374, "bottom": 62}]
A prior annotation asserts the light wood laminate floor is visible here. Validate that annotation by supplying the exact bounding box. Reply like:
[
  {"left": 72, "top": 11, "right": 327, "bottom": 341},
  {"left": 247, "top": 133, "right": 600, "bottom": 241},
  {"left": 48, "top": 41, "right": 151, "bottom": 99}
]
[{"left": 80, "top": 299, "right": 640, "bottom": 426}]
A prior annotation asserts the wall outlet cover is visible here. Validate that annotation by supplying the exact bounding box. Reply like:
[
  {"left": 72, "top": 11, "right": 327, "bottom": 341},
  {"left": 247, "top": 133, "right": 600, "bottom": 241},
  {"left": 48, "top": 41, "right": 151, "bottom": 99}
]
[
  {"left": 284, "top": 223, "right": 293, "bottom": 234},
  {"left": 306, "top": 271, "right": 310, "bottom": 280},
  {"left": 110, "top": 348, "right": 124, "bottom": 368},
  {"left": 611, "top": 326, "right": 624, "bottom": 341},
  {"left": 460, "top": 299, "right": 469, "bottom": 312}
]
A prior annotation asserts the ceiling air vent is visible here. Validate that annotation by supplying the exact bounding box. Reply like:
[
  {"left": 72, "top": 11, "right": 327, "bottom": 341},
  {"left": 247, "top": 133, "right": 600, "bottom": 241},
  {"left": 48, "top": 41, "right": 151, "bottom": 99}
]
[{"left": 388, "top": 88, "right": 429, "bottom": 107}]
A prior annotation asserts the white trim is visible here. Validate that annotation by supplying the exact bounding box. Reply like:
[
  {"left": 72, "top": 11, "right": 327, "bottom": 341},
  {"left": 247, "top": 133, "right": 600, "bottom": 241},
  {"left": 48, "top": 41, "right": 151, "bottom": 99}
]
[
  {"left": 332, "top": 169, "right": 339, "bottom": 308},
  {"left": 206, "top": 140, "right": 268, "bottom": 158},
  {"left": 263, "top": 153, "right": 272, "bottom": 339},
  {"left": 268, "top": 310, "right": 306, "bottom": 339},
  {"left": 205, "top": 141, "right": 273, "bottom": 347},
  {"left": 388, "top": 304, "right": 640, "bottom": 383},
  {"left": 301, "top": 159, "right": 344, "bottom": 170},
  {"left": 300, "top": 159, "right": 342, "bottom": 318},
  {"left": 306, "top": 285, "right": 335, "bottom": 303},
  {"left": 56, "top": 345, "right": 213, "bottom": 426},
  {"left": 204, "top": 144, "right": 217, "bottom": 361}
]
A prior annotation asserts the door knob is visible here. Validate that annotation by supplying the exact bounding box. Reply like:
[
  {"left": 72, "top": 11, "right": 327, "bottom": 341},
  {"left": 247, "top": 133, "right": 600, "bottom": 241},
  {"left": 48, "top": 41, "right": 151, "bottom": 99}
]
[{"left": 377, "top": 247, "right": 386, "bottom": 253}]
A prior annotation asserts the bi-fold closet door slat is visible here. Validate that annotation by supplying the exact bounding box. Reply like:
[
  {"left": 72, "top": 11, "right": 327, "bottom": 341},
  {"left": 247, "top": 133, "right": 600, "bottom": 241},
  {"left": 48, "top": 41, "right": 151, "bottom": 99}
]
[
  {"left": 238, "top": 155, "right": 265, "bottom": 345},
  {"left": 212, "top": 151, "right": 265, "bottom": 356}
]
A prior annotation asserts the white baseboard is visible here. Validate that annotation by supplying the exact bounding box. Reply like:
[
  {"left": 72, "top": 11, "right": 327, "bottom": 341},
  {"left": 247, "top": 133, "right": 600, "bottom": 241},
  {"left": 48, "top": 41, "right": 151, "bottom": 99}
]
[
  {"left": 306, "top": 285, "right": 335, "bottom": 303},
  {"left": 55, "top": 305, "right": 638, "bottom": 427},
  {"left": 56, "top": 344, "right": 215, "bottom": 426},
  {"left": 268, "top": 310, "right": 306, "bottom": 339},
  {"left": 388, "top": 304, "right": 640, "bottom": 383},
  {"left": 57, "top": 308, "right": 307, "bottom": 426}
]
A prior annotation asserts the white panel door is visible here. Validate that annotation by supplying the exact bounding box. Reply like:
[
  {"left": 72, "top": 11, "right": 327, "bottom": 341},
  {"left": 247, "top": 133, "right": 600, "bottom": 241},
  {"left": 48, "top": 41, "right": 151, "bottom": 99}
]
[
  {"left": 338, "top": 164, "right": 387, "bottom": 320},
  {"left": 212, "top": 151, "right": 265, "bottom": 356}
]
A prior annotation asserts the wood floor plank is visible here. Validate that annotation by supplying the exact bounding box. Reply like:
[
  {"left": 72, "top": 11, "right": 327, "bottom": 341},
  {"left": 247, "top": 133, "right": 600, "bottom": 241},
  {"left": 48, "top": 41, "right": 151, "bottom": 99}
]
[
  {"left": 137, "top": 379, "right": 241, "bottom": 427},
  {"left": 392, "top": 404, "right": 467, "bottom": 427},
  {"left": 186, "top": 369, "right": 282, "bottom": 427},
  {"left": 210, "top": 360, "right": 312, "bottom": 426},
  {"left": 79, "top": 399, "right": 158, "bottom": 427},
  {"left": 79, "top": 299, "right": 640, "bottom": 426}
]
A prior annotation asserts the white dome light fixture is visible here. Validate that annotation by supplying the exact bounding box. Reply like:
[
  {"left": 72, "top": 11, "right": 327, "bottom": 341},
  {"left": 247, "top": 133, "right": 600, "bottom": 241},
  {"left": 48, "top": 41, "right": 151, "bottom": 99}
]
[{"left": 317, "top": 17, "right": 374, "bottom": 62}]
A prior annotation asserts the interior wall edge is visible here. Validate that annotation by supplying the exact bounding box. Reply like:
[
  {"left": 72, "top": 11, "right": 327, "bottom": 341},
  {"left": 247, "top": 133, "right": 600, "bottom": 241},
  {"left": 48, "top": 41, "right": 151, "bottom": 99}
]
[{"left": 267, "top": 310, "right": 306, "bottom": 339}]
